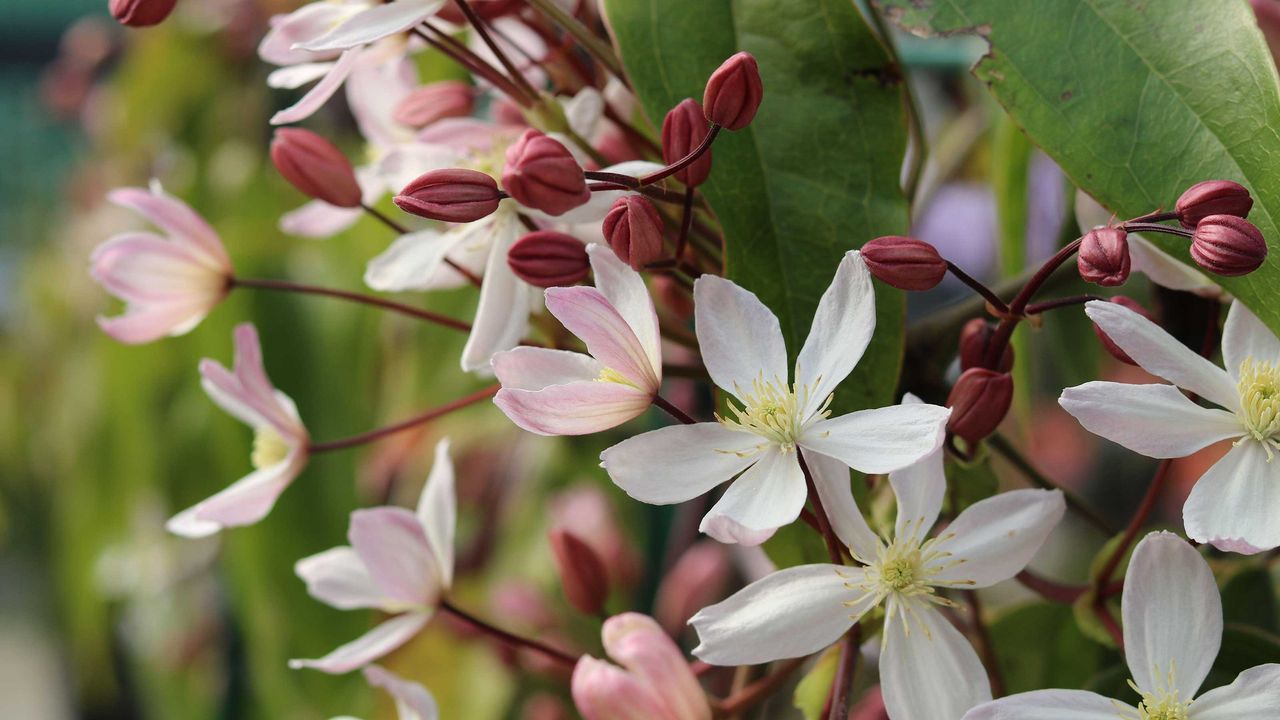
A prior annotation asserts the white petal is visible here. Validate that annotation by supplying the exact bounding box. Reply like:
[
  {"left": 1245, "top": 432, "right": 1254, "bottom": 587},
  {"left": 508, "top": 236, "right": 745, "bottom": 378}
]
[
  {"left": 1192, "top": 664, "right": 1280, "bottom": 719},
  {"left": 165, "top": 456, "right": 303, "bottom": 537},
  {"left": 699, "top": 448, "right": 807, "bottom": 546},
  {"left": 1059, "top": 382, "right": 1243, "bottom": 458},
  {"left": 690, "top": 564, "right": 862, "bottom": 665},
  {"left": 888, "top": 394, "right": 947, "bottom": 543},
  {"left": 803, "top": 448, "right": 879, "bottom": 561},
  {"left": 1222, "top": 300, "right": 1280, "bottom": 380},
  {"left": 693, "top": 275, "right": 788, "bottom": 398},
  {"left": 295, "top": 546, "right": 390, "bottom": 610},
  {"left": 492, "top": 347, "right": 602, "bottom": 390},
  {"left": 562, "top": 87, "right": 604, "bottom": 140},
  {"left": 880, "top": 604, "right": 992, "bottom": 720},
  {"left": 931, "top": 489, "right": 1065, "bottom": 588},
  {"left": 363, "top": 228, "right": 470, "bottom": 292},
  {"left": 461, "top": 211, "right": 532, "bottom": 372},
  {"left": 1122, "top": 531, "right": 1221, "bottom": 699},
  {"left": 795, "top": 251, "right": 876, "bottom": 415},
  {"left": 271, "top": 48, "right": 362, "bottom": 126},
  {"left": 289, "top": 612, "right": 430, "bottom": 674},
  {"left": 587, "top": 244, "right": 661, "bottom": 377},
  {"left": 962, "top": 690, "right": 1127, "bottom": 720},
  {"left": 1184, "top": 441, "right": 1280, "bottom": 554},
  {"left": 600, "top": 424, "right": 766, "bottom": 505},
  {"left": 1128, "top": 234, "right": 1222, "bottom": 298},
  {"left": 298, "top": 0, "right": 445, "bottom": 51},
  {"left": 416, "top": 440, "right": 455, "bottom": 589},
  {"left": 280, "top": 200, "right": 362, "bottom": 238},
  {"left": 349, "top": 508, "right": 441, "bottom": 607},
  {"left": 1084, "top": 300, "right": 1238, "bottom": 412},
  {"left": 363, "top": 665, "right": 440, "bottom": 720},
  {"left": 800, "top": 403, "right": 949, "bottom": 474}
]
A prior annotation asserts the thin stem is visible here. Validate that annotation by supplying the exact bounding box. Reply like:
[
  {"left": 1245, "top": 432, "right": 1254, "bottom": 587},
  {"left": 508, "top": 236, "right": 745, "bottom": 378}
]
[
  {"left": 988, "top": 433, "right": 1114, "bottom": 535},
  {"left": 413, "top": 25, "right": 527, "bottom": 103},
  {"left": 524, "top": 0, "right": 627, "bottom": 81},
  {"left": 639, "top": 125, "right": 722, "bottom": 186},
  {"left": 362, "top": 192, "right": 483, "bottom": 289},
  {"left": 653, "top": 394, "right": 697, "bottom": 425},
  {"left": 1016, "top": 570, "right": 1087, "bottom": 604},
  {"left": 711, "top": 656, "right": 809, "bottom": 717},
  {"left": 439, "top": 597, "right": 579, "bottom": 667},
  {"left": 453, "top": 0, "right": 541, "bottom": 104},
  {"left": 1120, "top": 221, "right": 1193, "bottom": 238},
  {"left": 232, "top": 277, "right": 472, "bottom": 333},
  {"left": 675, "top": 186, "right": 695, "bottom": 261},
  {"left": 798, "top": 453, "right": 847, "bottom": 565},
  {"left": 945, "top": 261, "right": 1009, "bottom": 315},
  {"left": 826, "top": 626, "right": 861, "bottom": 720},
  {"left": 309, "top": 385, "right": 499, "bottom": 453},
  {"left": 983, "top": 238, "right": 1083, "bottom": 368},
  {"left": 1094, "top": 459, "right": 1173, "bottom": 589},
  {"left": 1126, "top": 210, "right": 1178, "bottom": 224},
  {"left": 964, "top": 591, "right": 1004, "bottom": 697},
  {"left": 1094, "top": 602, "right": 1125, "bottom": 649},
  {"left": 1024, "top": 294, "right": 1104, "bottom": 315}
]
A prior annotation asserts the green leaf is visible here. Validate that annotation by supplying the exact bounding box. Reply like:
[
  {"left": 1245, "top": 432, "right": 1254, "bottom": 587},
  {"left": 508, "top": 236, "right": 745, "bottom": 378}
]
[
  {"left": 878, "top": 0, "right": 1280, "bottom": 333},
  {"left": 1204, "top": 624, "right": 1280, "bottom": 693},
  {"left": 990, "top": 603, "right": 1104, "bottom": 694},
  {"left": 1220, "top": 567, "right": 1280, "bottom": 633},
  {"left": 947, "top": 450, "right": 999, "bottom": 514},
  {"left": 793, "top": 645, "right": 841, "bottom": 720},
  {"left": 601, "top": 0, "right": 911, "bottom": 412}
]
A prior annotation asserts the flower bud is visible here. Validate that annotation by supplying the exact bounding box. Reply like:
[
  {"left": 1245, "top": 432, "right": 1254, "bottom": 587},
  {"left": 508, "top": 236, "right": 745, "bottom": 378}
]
[
  {"left": 653, "top": 542, "right": 729, "bottom": 637},
  {"left": 603, "top": 196, "right": 665, "bottom": 270},
  {"left": 393, "top": 80, "right": 474, "bottom": 128},
  {"left": 1190, "top": 214, "right": 1268, "bottom": 276},
  {"left": 946, "top": 368, "right": 1013, "bottom": 444},
  {"left": 548, "top": 528, "right": 609, "bottom": 616},
  {"left": 110, "top": 0, "right": 177, "bottom": 27},
  {"left": 1077, "top": 227, "right": 1130, "bottom": 286},
  {"left": 860, "top": 236, "right": 947, "bottom": 291},
  {"left": 394, "top": 168, "right": 501, "bottom": 223},
  {"left": 1092, "top": 296, "right": 1152, "bottom": 366},
  {"left": 502, "top": 129, "right": 591, "bottom": 216},
  {"left": 270, "top": 128, "right": 362, "bottom": 209},
  {"left": 958, "top": 318, "right": 1013, "bottom": 373},
  {"left": 508, "top": 231, "right": 590, "bottom": 288},
  {"left": 703, "top": 51, "right": 763, "bottom": 131},
  {"left": 572, "top": 614, "right": 711, "bottom": 720},
  {"left": 1176, "top": 180, "right": 1253, "bottom": 228},
  {"left": 661, "top": 99, "right": 713, "bottom": 187}
]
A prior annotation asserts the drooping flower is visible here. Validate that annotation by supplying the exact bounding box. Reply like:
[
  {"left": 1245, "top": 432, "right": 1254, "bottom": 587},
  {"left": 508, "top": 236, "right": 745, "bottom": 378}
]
[
  {"left": 963, "top": 531, "right": 1280, "bottom": 720},
  {"left": 600, "top": 251, "right": 951, "bottom": 545},
  {"left": 571, "top": 613, "right": 711, "bottom": 720},
  {"left": 90, "top": 183, "right": 232, "bottom": 344},
  {"left": 690, "top": 436, "right": 1065, "bottom": 720},
  {"left": 290, "top": 440, "right": 455, "bottom": 674},
  {"left": 167, "top": 324, "right": 309, "bottom": 537},
  {"left": 1059, "top": 299, "right": 1280, "bottom": 553},
  {"left": 331, "top": 665, "right": 439, "bottom": 720},
  {"left": 493, "top": 244, "right": 661, "bottom": 435}
]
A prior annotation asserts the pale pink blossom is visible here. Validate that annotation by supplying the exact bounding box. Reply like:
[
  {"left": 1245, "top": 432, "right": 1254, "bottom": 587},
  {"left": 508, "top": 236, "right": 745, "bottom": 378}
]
[
  {"left": 332, "top": 665, "right": 439, "bottom": 720},
  {"left": 258, "top": 1, "right": 372, "bottom": 125},
  {"left": 571, "top": 613, "right": 711, "bottom": 720}
]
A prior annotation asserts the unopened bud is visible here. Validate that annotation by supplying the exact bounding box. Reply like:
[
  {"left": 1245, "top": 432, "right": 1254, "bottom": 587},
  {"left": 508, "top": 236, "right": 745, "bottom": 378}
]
[
  {"left": 653, "top": 542, "right": 729, "bottom": 637},
  {"left": 270, "top": 128, "right": 362, "bottom": 208},
  {"left": 110, "top": 0, "right": 177, "bottom": 27},
  {"left": 603, "top": 196, "right": 665, "bottom": 270},
  {"left": 661, "top": 99, "right": 713, "bottom": 187},
  {"left": 502, "top": 129, "right": 591, "bottom": 216},
  {"left": 1176, "top": 180, "right": 1253, "bottom": 228},
  {"left": 508, "top": 231, "right": 590, "bottom": 288},
  {"left": 959, "top": 318, "right": 1013, "bottom": 372},
  {"left": 1093, "top": 296, "right": 1152, "bottom": 366},
  {"left": 946, "top": 368, "right": 1013, "bottom": 444},
  {"left": 703, "top": 51, "right": 763, "bottom": 131},
  {"left": 394, "top": 168, "right": 501, "bottom": 223},
  {"left": 393, "top": 81, "right": 474, "bottom": 128},
  {"left": 861, "top": 236, "right": 947, "bottom": 291},
  {"left": 1077, "top": 227, "right": 1130, "bottom": 286},
  {"left": 548, "top": 528, "right": 609, "bottom": 615},
  {"left": 1191, "top": 215, "right": 1268, "bottom": 276}
]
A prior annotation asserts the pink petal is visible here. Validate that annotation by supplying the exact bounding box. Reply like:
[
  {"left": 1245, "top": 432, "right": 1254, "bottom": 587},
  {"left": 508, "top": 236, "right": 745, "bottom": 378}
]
[
  {"left": 91, "top": 233, "right": 225, "bottom": 303},
  {"left": 289, "top": 611, "right": 431, "bottom": 674},
  {"left": 362, "top": 665, "right": 440, "bottom": 720},
  {"left": 258, "top": 2, "right": 353, "bottom": 66},
  {"left": 545, "top": 286, "right": 658, "bottom": 391},
  {"left": 166, "top": 451, "right": 305, "bottom": 537},
  {"left": 415, "top": 440, "right": 456, "bottom": 589},
  {"left": 586, "top": 245, "right": 661, "bottom": 378},
  {"left": 492, "top": 346, "right": 603, "bottom": 390},
  {"left": 279, "top": 199, "right": 362, "bottom": 238},
  {"left": 349, "top": 507, "right": 441, "bottom": 607},
  {"left": 495, "top": 382, "right": 653, "bottom": 436},
  {"left": 600, "top": 614, "right": 710, "bottom": 720},
  {"left": 107, "top": 187, "right": 227, "bottom": 267},
  {"left": 295, "top": 546, "right": 392, "bottom": 610},
  {"left": 571, "top": 656, "right": 673, "bottom": 720},
  {"left": 97, "top": 301, "right": 212, "bottom": 345},
  {"left": 271, "top": 47, "right": 362, "bottom": 126},
  {"left": 298, "top": 0, "right": 444, "bottom": 52}
]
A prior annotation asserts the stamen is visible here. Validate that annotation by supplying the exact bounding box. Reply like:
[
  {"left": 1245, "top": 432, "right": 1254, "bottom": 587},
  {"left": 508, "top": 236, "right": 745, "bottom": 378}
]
[
  {"left": 1236, "top": 356, "right": 1280, "bottom": 460},
  {"left": 715, "top": 373, "right": 832, "bottom": 451},
  {"left": 596, "top": 367, "right": 641, "bottom": 389},
  {"left": 252, "top": 426, "right": 290, "bottom": 469}
]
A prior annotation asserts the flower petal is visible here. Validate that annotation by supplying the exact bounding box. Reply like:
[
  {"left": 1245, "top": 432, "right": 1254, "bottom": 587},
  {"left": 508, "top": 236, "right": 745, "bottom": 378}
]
[
  {"left": 1183, "top": 440, "right": 1280, "bottom": 554},
  {"left": 571, "top": 656, "right": 673, "bottom": 720},
  {"left": 492, "top": 346, "right": 602, "bottom": 390},
  {"left": 600, "top": 423, "right": 765, "bottom": 505},
  {"left": 280, "top": 199, "right": 362, "bottom": 238},
  {"left": 495, "top": 382, "right": 653, "bottom": 436},
  {"left": 1122, "top": 531, "right": 1221, "bottom": 699},
  {"left": 295, "top": 546, "right": 390, "bottom": 610},
  {"left": 880, "top": 604, "right": 991, "bottom": 720},
  {"left": 803, "top": 448, "right": 879, "bottom": 561},
  {"left": 690, "top": 564, "right": 861, "bottom": 665},
  {"left": 461, "top": 210, "right": 533, "bottom": 373},
  {"left": 1059, "top": 382, "right": 1243, "bottom": 458},
  {"left": 91, "top": 233, "right": 224, "bottom": 301},
  {"left": 98, "top": 300, "right": 212, "bottom": 345},
  {"left": 930, "top": 489, "right": 1065, "bottom": 589},
  {"left": 258, "top": 2, "right": 354, "bottom": 65},
  {"left": 289, "top": 611, "right": 430, "bottom": 674},
  {"left": 1192, "top": 664, "right": 1280, "bottom": 719},
  {"left": 800, "top": 403, "right": 949, "bottom": 474},
  {"left": 364, "top": 227, "right": 471, "bottom": 292},
  {"left": 166, "top": 454, "right": 304, "bottom": 537},
  {"left": 888, "top": 446, "right": 946, "bottom": 547},
  {"left": 1128, "top": 233, "right": 1222, "bottom": 298},
  {"left": 795, "top": 251, "right": 876, "bottom": 415},
  {"left": 693, "top": 275, "right": 788, "bottom": 398},
  {"left": 545, "top": 286, "right": 658, "bottom": 390},
  {"left": 699, "top": 448, "right": 806, "bottom": 546},
  {"left": 961, "top": 690, "right": 1126, "bottom": 720},
  {"left": 349, "top": 507, "right": 441, "bottom": 607},
  {"left": 298, "top": 0, "right": 445, "bottom": 51},
  {"left": 107, "top": 186, "right": 226, "bottom": 265},
  {"left": 270, "top": 47, "right": 362, "bottom": 126},
  {"left": 601, "top": 614, "right": 711, "bottom": 720},
  {"left": 416, "top": 440, "right": 455, "bottom": 589},
  {"left": 587, "top": 244, "right": 661, "bottom": 378},
  {"left": 1222, "top": 300, "right": 1280, "bottom": 381},
  {"left": 362, "top": 665, "right": 440, "bottom": 720}
]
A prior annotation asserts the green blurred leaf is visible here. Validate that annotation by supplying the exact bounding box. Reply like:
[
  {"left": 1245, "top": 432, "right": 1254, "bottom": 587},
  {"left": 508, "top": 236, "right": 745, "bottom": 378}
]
[
  {"left": 1203, "top": 624, "right": 1280, "bottom": 693},
  {"left": 947, "top": 452, "right": 999, "bottom": 514},
  {"left": 990, "top": 603, "right": 1103, "bottom": 694},
  {"left": 793, "top": 645, "right": 840, "bottom": 720},
  {"left": 1221, "top": 567, "right": 1280, "bottom": 633}
]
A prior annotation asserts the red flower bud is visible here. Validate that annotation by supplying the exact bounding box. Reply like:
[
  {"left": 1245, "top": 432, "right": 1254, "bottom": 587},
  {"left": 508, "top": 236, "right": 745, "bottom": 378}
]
[
  {"left": 703, "top": 51, "right": 763, "bottom": 131},
  {"left": 393, "top": 80, "right": 474, "bottom": 129},
  {"left": 860, "top": 236, "right": 947, "bottom": 291},
  {"left": 507, "top": 231, "right": 590, "bottom": 288},
  {"left": 959, "top": 318, "right": 1014, "bottom": 373},
  {"left": 1092, "top": 296, "right": 1153, "bottom": 366},
  {"left": 661, "top": 99, "right": 713, "bottom": 187},
  {"left": 436, "top": 0, "right": 523, "bottom": 24},
  {"left": 270, "top": 128, "right": 362, "bottom": 208},
  {"left": 946, "top": 368, "right": 1013, "bottom": 444},
  {"left": 548, "top": 528, "right": 609, "bottom": 616},
  {"left": 110, "top": 0, "right": 177, "bottom": 27},
  {"left": 1176, "top": 180, "right": 1253, "bottom": 228},
  {"left": 603, "top": 196, "right": 665, "bottom": 270},
  {"left": 1077, "top": 227, "right": 1130, "bottom": 286},
  {"left": 1191, "top": 214, "right": 1268, "bottom": 276},
  {"left": 394, "top": 168, "right": 501, "bottom": 223},
  {"left": 502, "top": 129, "right": 591, "bottom": 216}
]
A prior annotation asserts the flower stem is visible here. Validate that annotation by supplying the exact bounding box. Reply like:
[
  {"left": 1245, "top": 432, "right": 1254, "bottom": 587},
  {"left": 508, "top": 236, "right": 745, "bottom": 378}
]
[
  {"left": 231, "top": 277, "right": 472, "bottom": 333},
  {"left": 451, "top": 0, "right": 542, "bottom": 105},
  {"left": 639, "top": 125, "right": 721, "bottom": 186},
  {"left": 360, "top": 204, "right": 483, "bottom": 288},
  {"left": 524, "top": 0, "right": 627, "bottom": 81},
  {"left": 1094, "top": 459, "right": 1172, "bottom": 590},
  {"left": 945, "top": 261, "right": 1009, "bottom": 315},
  {"left": 439, "top": 597, "right": 579, "bottom": 667},
  {"left": 964, "top": 590, "right": 1004, "bottom": 697},
  {"left": 710, "top": 656, "right": 809, "bottom": 717},
  {"left": 798, "top": 453, "right": 848, "bottom": 565},
  {"left": 825, "top": 625, "right": 861, "bottom": 720},
  {"left": 308, "top": 385, "right": 499, "bottom": 453},
  {"left": 652, "top": 394, "right": 697, "bottom": 425},
  {"left": 1024, "top": 294, "right": 1104, "bottom": 315},
  {"left": 982, "top": 237, "right": 1083, "bottom": 368},
  {"left": 675, "top": 186, "right": 695, "bottom": 262},
  {"left": 413, "top": 24, "right": 529, "bottom": 105},
  {"left": 1120, "top": 221, "right": 1193, "bottom": 238}
]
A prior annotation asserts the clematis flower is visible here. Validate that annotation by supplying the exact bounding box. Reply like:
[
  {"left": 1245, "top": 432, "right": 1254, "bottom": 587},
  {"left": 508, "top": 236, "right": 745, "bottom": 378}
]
[
  {"left": 690, "top": 442, "right": 1064, "bottom": 720},
  {"left": 600, "top": 251, "right": 951, "bottom": 545},
  {"left": 331, "top": 665, "right": 439, "bottom": 720},
  {"left": 290, "top": 440, "right": 455, "bottom": 674},
  {"left": 963, "top": 531, "right": 1280, "bottom": 720},
  {"left": 296, "top": 0, "right": 445, "bottom": 55},
  {"left": 90, "top": 183, "right": 232, "bottom": 344},
  {"left": 492, "top": 244, "right": 661, "bottom": 435},
  {"left": 258, "top": 1, "right": 373, "bottom": 126},
  {"left": 167, "top": 324, "right": 309, "bottom": 537},
  {"left": 1060, "top": 299, "right": 1280, "bottom": 553},
  {"left": 571, "top": 613, "right": 711, "bottom": 720}
]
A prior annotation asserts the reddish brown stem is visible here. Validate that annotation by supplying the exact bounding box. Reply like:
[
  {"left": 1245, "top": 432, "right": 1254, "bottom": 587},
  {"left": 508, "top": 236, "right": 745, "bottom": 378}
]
[
  {"left": 653, "top": 394, "right": 698, "bottom": 425},
  {"left": 440, "top": 597, "right": 578, "bottom": 667},
  {"left": 825, "top": 626, "right": 861, "bottom": 720},
  {"left": 451, "top": 0, "right": 541, "bottom": 104},
  {"left": 945, "top": 261, "right": 1009, "bottom": 315},
  {"left": 711, "top": 656, "right": 809, "bottom": 717},
  {"left": 232, "top": 277, "right": 472, "bottom": 333},
  {"left": 798, "top": 453, "right": 847, "bottom": 565},
  {"left": 309, "top": 385, "right": 499, "bottom": 453}
]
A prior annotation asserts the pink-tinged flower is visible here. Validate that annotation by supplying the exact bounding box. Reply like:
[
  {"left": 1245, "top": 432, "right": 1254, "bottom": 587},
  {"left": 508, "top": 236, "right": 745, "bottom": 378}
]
[
  {"left": 493, "top": 244, "right": 661, "bottom": 435},
  {"left": 1060, "top": 300, "right": 1280, "bottom": 553},
  {"left": 336, "top": 665, "right": 439, "bottom": 720},
  {"left": 166, "top": 324, "right": 309, "bottom": 537},
  {"left": 296, "top": 0, "right": 445, "bottom": 54},
  {"left": 571, "top": 613, "right": 711, "bottom": 720},
  {"left": 601, "top": 251, "right": 951, "bottom": 545},
  {"left": 290, "top": 440, "right": 455, "bottom": 674},
  {"left": 258, "top": 1, "right": 371, "bottom": 126},
  {"left": 963, "top": 531, "right": 1280, "bottom": 720},
  {"left": 91, "top": 184, "right": 231, "bottom": 344},
  {"left": 690, "top": 439, "right": 1064, "bottom": 720}
]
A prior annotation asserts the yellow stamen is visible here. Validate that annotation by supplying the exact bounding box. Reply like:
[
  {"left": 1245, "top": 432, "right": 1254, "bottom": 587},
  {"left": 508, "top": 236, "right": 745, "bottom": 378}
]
[
  {"left": 596, "top": 367, "right": 641, "bottom": 389},
  {"left": 252, "top": 426, "right": 290, "bottom": 469},
  {"left": 1236, "top": 357, "right": 1280, "bottom": 460},
  {"left": 715, "top": 374, "right": 831, "bottom": 452}
]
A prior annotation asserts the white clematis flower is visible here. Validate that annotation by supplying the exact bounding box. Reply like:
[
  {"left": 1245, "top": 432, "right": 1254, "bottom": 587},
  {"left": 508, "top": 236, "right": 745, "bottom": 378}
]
[
  {"left": 1060, "top": 299, "right": 1280, "bottom": 554},
  {"left": 600, "top": 251, "right": 951, "bottom": 545},
  {"left": 963, "top": 531, "right": 1280, "bottom": 720},
  {"left": 689, "top": 441, "right": 1065, "bottom": 719}
]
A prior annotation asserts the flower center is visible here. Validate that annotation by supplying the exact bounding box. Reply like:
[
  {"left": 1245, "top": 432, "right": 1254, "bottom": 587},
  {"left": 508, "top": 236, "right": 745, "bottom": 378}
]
[
  {"left": 596, "top": 367, "right": 641, "bottom": 390},
  {"left": 837, "top": 530, "right": 972, "bottom": 639},
  {"left": 716, "top": 375, "right": 830, "bottom": 452},
  {"left": 1236, "top": 357, "right": 1280, "bottom": 456},
  {"left": 252, "top": 426, "right": 291, "bottom": 469},
  {"left": 1117, "top": 664, "right": 1191, "bottom": 720}
]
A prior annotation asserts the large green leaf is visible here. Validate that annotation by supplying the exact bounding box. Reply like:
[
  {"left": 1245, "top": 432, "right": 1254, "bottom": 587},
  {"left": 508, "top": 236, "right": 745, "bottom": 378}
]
[
  {"left": 878, "top": 0, "right": 1280, "bottom": 332},
  {"left": 602, "top": 0, "right": 911, "bottom": 411}
]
